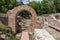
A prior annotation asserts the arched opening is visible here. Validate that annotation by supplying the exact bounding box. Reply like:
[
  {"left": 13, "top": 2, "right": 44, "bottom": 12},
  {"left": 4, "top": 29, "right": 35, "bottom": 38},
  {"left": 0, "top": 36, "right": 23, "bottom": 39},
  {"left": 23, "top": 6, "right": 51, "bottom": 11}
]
[
  {"left": 7, "top": 5, "right": 42, "bottom": 33},
  {"left": 16, "top": 10, "right": 32, "bottom": 33}
]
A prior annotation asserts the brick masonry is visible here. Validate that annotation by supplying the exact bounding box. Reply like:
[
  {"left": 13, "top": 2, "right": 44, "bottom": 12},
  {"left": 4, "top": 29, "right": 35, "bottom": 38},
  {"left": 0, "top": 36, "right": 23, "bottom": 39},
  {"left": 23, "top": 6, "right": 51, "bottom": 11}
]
[{"left": 6, "top": 5, "right": 42, "bottom": 33}]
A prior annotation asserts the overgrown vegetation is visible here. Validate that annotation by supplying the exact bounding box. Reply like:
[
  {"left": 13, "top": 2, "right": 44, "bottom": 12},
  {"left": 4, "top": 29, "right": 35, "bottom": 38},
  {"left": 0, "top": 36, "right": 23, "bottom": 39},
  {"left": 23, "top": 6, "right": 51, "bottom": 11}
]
[
  {"left": 18, "top": 10, "right": 31, "bottom": 19},
  {"left": 0, "top": 0, "right": 60, "bottom": 15},
  {"left": 0, "top": 22, "right": 20, "bottom": 40},
  {"left": 0, "top": 0, "right": 23, "bottom": 13},
  {"left": 0, "top": 0, "right": 60, "bottom": 40},
  {"left": 0, "top": 22, "right": 11, "bottom": 32},
  {"left": 29, "top": 0, "right": 56, "bottom": 15}
]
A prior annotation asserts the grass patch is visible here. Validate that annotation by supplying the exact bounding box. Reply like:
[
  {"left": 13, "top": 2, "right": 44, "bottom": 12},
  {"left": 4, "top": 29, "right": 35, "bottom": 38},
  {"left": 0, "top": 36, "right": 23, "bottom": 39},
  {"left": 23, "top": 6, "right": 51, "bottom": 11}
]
[
  {"left": 0, "top": 22, "right": 20, "bottom": 40},
  {"left": 29, "top": 33, "right": 35, "bottom": 40},
  {"left": 41, "top": 13, "right": 55, "bottom": 17},
  {"left": 0, "top": 22, "right": 11, "bottom": 31},
  {"left": 21, "top": 26, "right": 28, "bottom": 30},
  {"left": 41, "top": 13, "right": 53, "bottom": 17},
  {"left": 0, "top": 13, "right": 6, "bottom": 17}
]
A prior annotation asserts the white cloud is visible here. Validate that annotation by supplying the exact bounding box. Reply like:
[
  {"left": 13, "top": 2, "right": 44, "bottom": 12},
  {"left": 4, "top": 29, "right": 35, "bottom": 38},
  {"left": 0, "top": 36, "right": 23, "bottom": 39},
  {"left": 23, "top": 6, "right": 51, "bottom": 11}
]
[
  {"left": 30, "top": 0, "right": 43, "bottom": 2},
  {"left": 22, "top": 0, "right": 29, "bottom": 4},
  {"left": 17, "top": 0, "right": 43, "bottom": 4}
]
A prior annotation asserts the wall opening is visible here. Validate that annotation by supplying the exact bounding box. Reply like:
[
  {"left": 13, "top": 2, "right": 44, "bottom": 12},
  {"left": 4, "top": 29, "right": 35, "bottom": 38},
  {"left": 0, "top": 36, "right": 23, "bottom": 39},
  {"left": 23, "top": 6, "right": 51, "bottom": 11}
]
[{"left": 16, "top": 10, "right": 32, "bottom": 33}]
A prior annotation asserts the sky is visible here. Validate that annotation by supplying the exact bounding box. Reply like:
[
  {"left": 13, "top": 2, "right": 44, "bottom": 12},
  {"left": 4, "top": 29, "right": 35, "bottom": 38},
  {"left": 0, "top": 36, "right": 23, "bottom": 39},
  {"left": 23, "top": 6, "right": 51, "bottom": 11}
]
[{"left": 17, "top": 0, "right": 43, "bottom": 4}]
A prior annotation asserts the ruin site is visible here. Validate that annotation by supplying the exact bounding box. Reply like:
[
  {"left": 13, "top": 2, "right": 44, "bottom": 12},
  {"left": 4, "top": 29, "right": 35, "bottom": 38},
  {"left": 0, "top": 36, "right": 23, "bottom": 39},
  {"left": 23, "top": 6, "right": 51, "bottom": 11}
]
[{"left": 0, "top": 0, "right": 60, "bottom": 40}]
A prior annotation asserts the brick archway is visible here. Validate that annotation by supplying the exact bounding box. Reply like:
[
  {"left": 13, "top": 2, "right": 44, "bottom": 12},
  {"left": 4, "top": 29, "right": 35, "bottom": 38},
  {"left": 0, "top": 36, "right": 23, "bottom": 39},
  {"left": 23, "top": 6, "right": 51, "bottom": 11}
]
[{"left": 7, "top": 5, "right": 41, "bottom": 33}]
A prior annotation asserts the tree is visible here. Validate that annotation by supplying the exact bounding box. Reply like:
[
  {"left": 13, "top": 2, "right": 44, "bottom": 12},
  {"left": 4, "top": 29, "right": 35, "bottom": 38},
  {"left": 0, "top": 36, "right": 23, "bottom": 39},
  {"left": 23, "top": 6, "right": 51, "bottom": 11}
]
[
  {"left": 29, "top": 1, "right": 42, "bottom": 15},
  {"left": 41, "top": 0, "right": 55, "bottom": 14},
  {"left": 29, "top": 0, "right": 56, "bottom": 15},
  {"left": 54, "top": 0, "right": 60, "bottom": 13},
  {"left": 0, "top": 0, "right": 23, "bottom": 13}
]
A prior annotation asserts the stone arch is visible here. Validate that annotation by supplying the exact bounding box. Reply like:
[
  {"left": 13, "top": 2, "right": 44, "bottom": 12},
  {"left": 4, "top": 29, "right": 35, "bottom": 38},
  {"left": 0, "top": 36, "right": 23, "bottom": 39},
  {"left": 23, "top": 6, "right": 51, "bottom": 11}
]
[{"left": 7, "top": 5, "right": 42, "bottom": 33}]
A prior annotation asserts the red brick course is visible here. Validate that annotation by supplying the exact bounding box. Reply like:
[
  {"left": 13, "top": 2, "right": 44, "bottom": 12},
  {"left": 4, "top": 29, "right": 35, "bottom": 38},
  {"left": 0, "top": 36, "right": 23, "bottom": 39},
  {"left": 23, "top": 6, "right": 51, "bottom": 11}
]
[{"left": 7, "top": 5, "right": 42, "bottom": 33}]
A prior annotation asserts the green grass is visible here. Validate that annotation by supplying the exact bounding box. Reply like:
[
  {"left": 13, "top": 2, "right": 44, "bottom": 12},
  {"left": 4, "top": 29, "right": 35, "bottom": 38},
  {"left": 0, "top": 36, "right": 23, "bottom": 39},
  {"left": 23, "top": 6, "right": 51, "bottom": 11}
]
[
  {"left": 0, "top": 22, "right": 20, "bottom": 40},
  {"left": 0, "top": 22, "right": 11, "bottom": 31},
  {"left": 41, "top": 13, "right": 53, "bottom": 17},
  {"left": 21, "top": 26, "right": 28, "bottom": 30},
  {"left": 0, "top": 13, "right": 6, "bottom": 17},
  {"left": 29, "top": 33, "right": 35, "bottom": 40}
]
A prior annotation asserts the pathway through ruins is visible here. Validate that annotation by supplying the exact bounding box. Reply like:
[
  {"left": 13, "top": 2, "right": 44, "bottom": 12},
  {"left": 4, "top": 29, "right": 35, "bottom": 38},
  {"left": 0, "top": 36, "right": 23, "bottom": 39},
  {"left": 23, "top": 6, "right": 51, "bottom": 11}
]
[{"left": 21, "top": 30, "right": 29, "bottom": 40}]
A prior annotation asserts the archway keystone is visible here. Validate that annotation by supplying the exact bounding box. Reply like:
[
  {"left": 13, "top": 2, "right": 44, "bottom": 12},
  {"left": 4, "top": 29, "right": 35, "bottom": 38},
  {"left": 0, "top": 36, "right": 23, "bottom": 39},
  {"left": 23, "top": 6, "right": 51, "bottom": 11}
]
[{"left": 7, "top": 5, "right": 42, "bottom": 33}]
